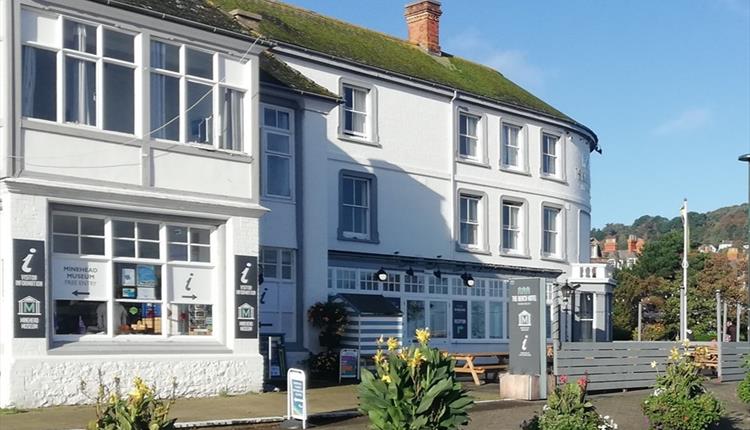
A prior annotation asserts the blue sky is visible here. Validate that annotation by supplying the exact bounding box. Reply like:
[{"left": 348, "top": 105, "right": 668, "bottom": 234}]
[{"left": 283, "top": 0, "right": 750, "bottom": 227}]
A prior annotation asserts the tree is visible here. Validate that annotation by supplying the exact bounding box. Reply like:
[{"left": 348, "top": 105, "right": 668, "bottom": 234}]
[{"left": 631, "top": 231, "right": 683, "bottom": 279}]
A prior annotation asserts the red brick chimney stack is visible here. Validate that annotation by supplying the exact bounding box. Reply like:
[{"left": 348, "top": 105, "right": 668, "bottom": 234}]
[
  {"left": 603, "top": 237, "right": 617, "bottom": 254},
  {"left": 627, "top": 235, "right": 638, "bottom": 253},
  {"left": 404, "top": 1, "right": 442, "bottom": 55}
]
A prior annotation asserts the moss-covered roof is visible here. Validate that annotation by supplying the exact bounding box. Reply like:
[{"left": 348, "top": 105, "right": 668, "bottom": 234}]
[
  {"left": 99, "top": 0, "right": 250, "bottom": 34},
  {"left": 259, "top": 52, "right": 340, "bottom": 100},
  {"left": 211, "top": 0, "right": 578, "bottom": 124}
]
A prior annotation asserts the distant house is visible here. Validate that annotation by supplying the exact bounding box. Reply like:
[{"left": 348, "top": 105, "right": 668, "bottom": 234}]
[
  {"left": 698, "top": 244, "right": 717, "bottom": 253},
  {"left": 592, "top": 235, "right": 643, "bottom": 269}
]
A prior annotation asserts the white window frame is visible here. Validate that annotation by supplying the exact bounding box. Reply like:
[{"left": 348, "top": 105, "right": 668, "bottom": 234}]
[
  {"left": 577, "top": 292, "right": 595, "bottom": 342},
  {"left": 339, "top": 174, "right": 373, "bottom": 241},
  {"left": 501, "top": 122, "right": 526, "bottom": 172},
  {"left": 541, "top": 131, "right": 565, "bottom": 180},
  {"left": 259, "top": 246, "right": 295, "bottom": 281},
  {"left": 339, "top": 79, "right": 378, "bottom": 145},
  {"left": 50, "top": 211, "right": 216, "bottom": 342},
  {"left": 501, "top": 199, "right": 526, "bottom": 255},
  {"left": 541, "top": 204, "right": 564, "bottom": 259},
  {"left": 261, "top": 104, "right": 295, "bottom": 200},
  {"left": 457, "top": 191, "right": 487, "bottom": 252}
]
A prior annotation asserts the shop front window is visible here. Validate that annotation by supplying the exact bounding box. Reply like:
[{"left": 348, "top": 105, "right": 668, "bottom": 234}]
[{"left": 51, "top": 211, "right": 215, "bottom": 339}]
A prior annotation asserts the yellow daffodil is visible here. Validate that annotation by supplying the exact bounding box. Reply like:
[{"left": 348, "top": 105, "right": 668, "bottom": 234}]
[
  {"left": 386, "top": 337, "right": 399, "bottom": 351},
  {"left": 381, "top": 374, "right": 391, "bottom": 384},
  {"left": 415, "top": 328, "right": 430, "bottom": 345},
  {"left": 398, "top": 350, "right": 408, "bottom": 360}
]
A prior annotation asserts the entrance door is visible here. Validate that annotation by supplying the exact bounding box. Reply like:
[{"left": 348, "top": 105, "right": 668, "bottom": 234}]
[{"left": 259, "top": 247, "right": 296, "bottom": 342}]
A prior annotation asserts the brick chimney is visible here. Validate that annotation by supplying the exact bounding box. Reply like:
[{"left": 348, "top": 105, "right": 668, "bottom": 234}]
[
  {"left": 627, "top": 235, "right": 638, "bottom": 253},
  {"left": 603, "top": 237, "right": 617, "bottom": 254},
  {"left": 404, "top": 1, "right": 442, "bottom": 55}
]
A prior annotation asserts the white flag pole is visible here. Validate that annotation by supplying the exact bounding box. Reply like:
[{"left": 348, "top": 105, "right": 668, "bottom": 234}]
[{"left": 681, "top": 199, "right": 689, "bottom": 340}]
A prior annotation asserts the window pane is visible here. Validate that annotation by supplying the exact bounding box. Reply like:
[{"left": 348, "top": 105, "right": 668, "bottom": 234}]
[
  {"left": 489, "top": 302, "right": 504, "bottom": 339},
  {"left": 21, "top": 47, "right": 57, "bottom": 121},
  {"left": 220, "top": 88, "right": 243, "bottom": 151},
  {"left": 118, "top": 303, "right": 162, "bottom": 335},
  {"left": 53, "top": 235, "right": 78, "bottom": 254},
  {"left": 277, "top": 111, "right": 290, "bottom": 130},
  {"left": 103, "top": 63, "right": 134, "bottom": 133},
  {"left": 267, "top": 155, "right": 291, "bottom": 197},
  {"left": 353, "top": 207, "right": 368, "bottom": 234},
  {"left": 169, "top": 244, "right": 188, "bottom": 261},
  {"left": 63, "top": 20, "right": 96, "bottom": 54},
  {"left": 186, "top": 82, "right": 213, "bottom": 144},
  {"left": 150, "top": 41, "right": 179, "bottom": 72},
  {"left": 471, "top": 301, "right": 486, "bottom": 339},
  {"left": 53, "top": 215, "right": 78, "bottom": 234},
  {"left": 172, "top": 304, "right": 212, "bottom": 335},
  {"left": 114, "top": 239, "right": 135, "bottom": 257},
  {"left": 341, "top": 206, "right": 353, "bottom": 233},
  {"left": 350, "top": 112, "right": 366, "bottom": 134},
  {"left": 267, "top": 132, "right": 290, "bottom": 154},
  {"left": 343, "top": 87, "right": 353, "bottom": 108},
  {"left": 113, "top": 221, "right": 135, "bottom": 238},
  {"left": 190, "top": 228, "right": 210, "bottom": 245},
  {"left": 54, "top": 300, "right": 107, "bottom": 335},
  {"left": 81, "top": 237, "right": 104, "bottom": 255},
  {"left": 80, "top": 217, "right": 104, "bottom": 236},
  {"left": 281, "top": 250, "right": 292, "bottom": 265},
  {"left": 429, "top": 302, "right": 448, "bottom": 338},
  {"left": 168, "top": 226, "right": 188, "bottom": 243},
  {"left": 186, "top": 48, "right": 213, "bottom": 79},
  {"left": 406, "top": 300, "right": 426, "bottom": 340},
  {"left": 150, "top": 73, "right": 179, "bottom": 140},
  {"left": 65, "top": 57, "right": 97, "bottom": 125},
  {"left": 342, "top": 178, "right": 354, "bottom": 204},
  {"left": 580, "top": 293, "right": 594, "bottom": 318},
  {"left": 190, "top": 245, "right": 210, "bottom": 262},
  {"left": 281, "top": 265, "right": 292, "bottom": 280},
  {"left": 138, "top": 223, "right": 159, "bottom": 240},
  {"left": 264, "top": 108, "right": 276, "bottom": 127},
  {"left": 103, "top": 29, "right": 134, "bottom": 62},
  {"left": 138, "top": 241, "right": 160, "bottom": 259}
]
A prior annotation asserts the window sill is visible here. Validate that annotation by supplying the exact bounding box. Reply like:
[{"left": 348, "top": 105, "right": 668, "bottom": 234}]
[
  {"left": 500, "top": 251, "right": 532, "bottom": 260},
  {"left": 338, "top": 234, "right": 380, "bottom": 244},
  {"left": 541, "top": 255, "right": 568, "bottom": 264},
  {"left": 48, "top": 339, "right": 231, "bottom": 355},
  {"left": 261, "top": 195, "right": 296, "bottom": 205},
  {"left": 455, "top": 243, "right": 491, "bottom": 255},
  {"left": 456, "top": 158, "right": 491, "bottom": 169},
  {"left": 338, "top": 133, "right": 381, "bottom": 148},
  {"left": 500, "top": 166, "right": 532, "bottom": 177},
  {"left": 540, "top": 174, "right": 568, "bottom": 185}
]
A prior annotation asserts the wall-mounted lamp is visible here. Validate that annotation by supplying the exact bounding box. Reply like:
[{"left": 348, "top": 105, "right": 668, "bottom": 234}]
[
  {"left": 433, "top": 269, "right": 442, "bottom": 279},
  {"left": 375, "top": 268, "right": 388, "bottom": 282},
  {"left": 258, "top": 272, "right": 264, "bottom": 285},
  {"left": 406, "top": 267, "right": 415, "bottom": 277},
  {"left": 461, "top": 272, "right": 475, "bottom": 288}
]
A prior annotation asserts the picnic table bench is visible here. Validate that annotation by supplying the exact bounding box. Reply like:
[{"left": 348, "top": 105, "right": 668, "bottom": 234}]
[{"left": 448, "top": 352, "right": 509, "bottom": 385}]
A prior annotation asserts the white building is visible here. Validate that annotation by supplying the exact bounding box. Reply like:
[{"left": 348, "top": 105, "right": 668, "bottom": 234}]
[
  {"left": 0, "top": 0, "right": 608, "bottom": 408},
  {"left": 241, "top": 0, "right": 606, "bottom": 362}
]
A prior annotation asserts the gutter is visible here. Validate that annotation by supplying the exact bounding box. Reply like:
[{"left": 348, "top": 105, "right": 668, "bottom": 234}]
[{"left": 88, "top": 0, "right": 275, "bottom": 48}]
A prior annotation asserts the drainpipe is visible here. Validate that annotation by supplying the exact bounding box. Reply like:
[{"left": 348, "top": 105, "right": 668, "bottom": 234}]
[{"left": 449, "top": 90, "right": 458, "bottom": 251}]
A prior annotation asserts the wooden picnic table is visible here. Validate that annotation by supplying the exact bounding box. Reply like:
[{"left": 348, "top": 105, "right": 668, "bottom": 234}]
[{"left": 448, "top": 352, "right": 509, "bottom": 385}]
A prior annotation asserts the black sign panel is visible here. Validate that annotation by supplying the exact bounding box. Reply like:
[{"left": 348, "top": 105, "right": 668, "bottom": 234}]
[
  {"left": 14, "top": 239, "right": 46, "bottom": 338},
  {"left": 509, "top": 278, "right": 545, "bottom": 376},
  {"left": 452, "top": 300, "right": 467, "bottom": 339},
  {"left": 235, "top": 255, "right": 258, "bottom": 339}
]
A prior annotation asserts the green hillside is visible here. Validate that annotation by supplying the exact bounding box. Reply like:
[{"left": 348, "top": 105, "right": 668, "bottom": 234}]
[{"left": 592, "top": 204, "right": 748, "bottom": 249}]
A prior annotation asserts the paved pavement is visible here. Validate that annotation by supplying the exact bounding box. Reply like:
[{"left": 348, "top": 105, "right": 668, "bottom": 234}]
[{"left": 1, "top": 380, "right": 747, "bottom": 430}]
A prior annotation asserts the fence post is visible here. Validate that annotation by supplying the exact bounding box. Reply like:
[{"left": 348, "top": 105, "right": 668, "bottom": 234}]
[
  {"left": 723, "top": 301, "right": 728, "bottom": 342},
  {"left": 736, "top": 304, "right": 741, "bottom": 343},
  {"left": 637, "top": 301, "right": 642, "bottom": 342},
  {"left": 716, "top": 290, "right": 722, "bottom": 381},
  {"left": 552, "top": 282, "right": 561, "bottom": 379}
]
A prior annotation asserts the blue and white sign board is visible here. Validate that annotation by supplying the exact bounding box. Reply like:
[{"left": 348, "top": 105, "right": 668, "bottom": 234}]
[{"left": 287, "top": 368, "right": 307, "bottom": 429}]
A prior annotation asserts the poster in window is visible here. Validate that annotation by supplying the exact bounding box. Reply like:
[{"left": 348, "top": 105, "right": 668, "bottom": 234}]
[
  {"left": 122, "top": 288, "right": 136, "bottom": 299},
  {"left": 137, "top": 265, "right": 157, "bottom": 287},
  {"left": 168, "top": 266, "right": 213, "bottom": 304},
  {"left": 14, "top": 239, "right": 46, "bottom": 338},
  {"left": 51, "top": 257, "right": 108, "bottom": 300},
  {"left": 121, "top": 268, "right": 136, "bottom": 286},
  {"left": 452, "top": 300, "right": 468, "bottom": 339}
]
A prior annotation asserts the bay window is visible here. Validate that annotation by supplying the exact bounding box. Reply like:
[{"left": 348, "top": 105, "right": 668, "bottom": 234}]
[
  {"left": 21, "top": 8, "right": 247, "bottom": 151},
  {"left": 51, "top": 211, "right": 216, "bottom": 339}
]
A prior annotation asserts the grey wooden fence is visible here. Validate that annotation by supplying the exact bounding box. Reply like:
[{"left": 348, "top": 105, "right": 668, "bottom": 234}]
[
  {"left": 719, "top": 342, "right": 749, "bottom": 382},
  {"left": 556, "top": 341, "right": 690, "bottom": 391}
]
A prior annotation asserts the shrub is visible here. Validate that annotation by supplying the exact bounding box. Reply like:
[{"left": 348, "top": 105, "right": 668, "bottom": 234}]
[
  {"left": 738, "top": 355, "right": 750, "bottom": 404},
  {"left": 358, "top": 329, "right": 473, "bottom": 429},
  {"left": 521, "top": 375, "right": 617, "bottom": 430},
  {"left": 85, "top": 375, "right": 177, "bottom": 430},
  {"left": 642, "top": 341, "right": 724, "bottom": 430},
  {"left": 308, "top": 301, "right": 348, "bottom": 349},
  {"left": 306, "top": 350, "right": 340, "bottom": 378}
]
